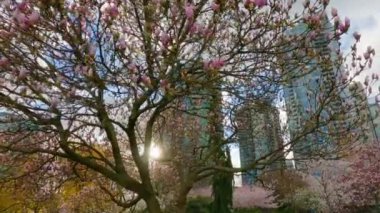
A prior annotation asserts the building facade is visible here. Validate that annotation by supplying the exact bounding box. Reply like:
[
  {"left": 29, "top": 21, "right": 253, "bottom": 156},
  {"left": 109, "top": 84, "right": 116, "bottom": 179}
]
[
  {"left": 283, "top": 20, "right": 348, "bottom": 169},
  {"left": 236, "top": 100, "right": 284, "bottom": 185}
]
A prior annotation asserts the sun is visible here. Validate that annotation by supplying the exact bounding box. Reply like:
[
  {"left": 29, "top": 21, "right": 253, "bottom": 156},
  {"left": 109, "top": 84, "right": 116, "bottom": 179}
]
[{"left": 150, "top": 144, "right": 161, "bottom": 160}]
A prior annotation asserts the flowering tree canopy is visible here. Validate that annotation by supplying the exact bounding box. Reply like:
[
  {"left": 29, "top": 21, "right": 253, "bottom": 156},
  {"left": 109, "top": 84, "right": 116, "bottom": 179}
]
[{"left": 0, "top": 0, "right": 376, "bottom": 212}]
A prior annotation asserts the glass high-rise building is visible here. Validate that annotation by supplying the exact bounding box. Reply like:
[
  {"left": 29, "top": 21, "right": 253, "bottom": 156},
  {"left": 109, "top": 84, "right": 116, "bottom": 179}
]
[
  {"left": 282, "top": 19, "right": 348, "bottom": 169},
  {"left": 236, "top": 100, "right": 284, "bottom": 185}
]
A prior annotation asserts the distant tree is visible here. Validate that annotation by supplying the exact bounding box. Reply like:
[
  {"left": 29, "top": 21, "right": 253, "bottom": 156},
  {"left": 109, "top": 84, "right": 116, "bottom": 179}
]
[
  {"left": 341, "top": 143, "right": 380, "bottom": 211},
  {"left": 233, "top": 185, "right": 277, "bottom": 209},
  {"left": 260, "top": 169, "right": 307, "bottom": 207}
]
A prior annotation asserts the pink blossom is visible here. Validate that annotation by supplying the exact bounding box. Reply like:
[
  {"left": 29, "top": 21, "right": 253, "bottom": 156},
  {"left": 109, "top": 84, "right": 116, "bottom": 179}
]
[
  {"left": 27, "top": 11, "right": 40, "bottom": 26},
  {"left": 210, "top": 59, "right": 225, "bottom": 69},
  {"left": 189, "top": 23, "right": 198, "bottom": 34},
  {"left": 108, "top": 3, "right": 119, "bottom": 18},
  {"left": 127, "top": 63, "right": 137, "bottom": 73},
  {"left": 204, "top": 59, "right": 225, "bottom": 70},
  {"left": 17, "top": 1, "right": 28, "bottom": 13},
  {"left": 211, "top": 2, "right": 220, "bottom": 11},
  {"left": 141, "top": 75, "right": 152, "bottom": 87},
  {"left": 353, "top": 31, "right": 361, "bottom": 41},
  {"left": 338, "top": 19, "right": 349, "bottom": 33},
  {"left": 159, "top": 32, "right": 170, "bottom": 47},
  {"left": 331, "top": 7, "right": 338, "bottom": 17},
  {"left": 116, "top": 38, "right": 127, "bottom": 50},
  {"left": 244, "top": 0, "right": 255, "bottom": 9},
  {"left": 184, "top": 4, "right": 195, "bottom": 19},
  {"left": 0, "top": 30, "right": 12, "bottom": 38},
  {"left": 160, "top": 79, "right": 169, "bottom": 90},
  {"left": 233, "top": 186, "right": 277, "bottom": 209},
  {"left": 101, "top": 2, "right": 119, "bottom": 20},
  {"left": 255, "top": 0, "right": 268, "bottom": 8},
  {"left": 0, "top": 57, "right": 10, "bottom": 67},
  {"left": 344, "top": 17, "right": 350, "bottom": 28},
  {"left": 308, "top": 31, "right": 316, "bottom": 40},
  {"left": 310, "top": 15, "right": 321, "bottom": 25},
  {"left": 14, "top": 10, "right": 27, "bottom": 25}
]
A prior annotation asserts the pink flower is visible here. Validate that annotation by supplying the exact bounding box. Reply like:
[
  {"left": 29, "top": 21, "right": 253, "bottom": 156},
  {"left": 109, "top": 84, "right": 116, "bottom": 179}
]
[
  {"left": 159, "top": 32, "right": 170, "bottom": 47},
  {"left": 0, "top": 30, "right": 12, "bottom": 38},
  {"left": 189, "top": 23, "right": 198, "bottom": 34},
  {"left": 338, "top": 18, "right": 349, "bottom": 33},
  {"left": 310, "top": 15, "right": 321, "bottom": 25},
  {"left": 127, "top": 63, "right": 137, "bottom": 73},
  {"left": 0, "top": 57, "right": 10, "bottom": 67},
  {"left": 211, "top": 2, "right": 220, "bottom": 11},
  {"left": 255, "top": 0, "right": 268, "bottom": 8},
  {"left": 308, "top": 31, "right": 316, "bottom": 40},
  {"left": 353, "top": 31, "right": 361, "bottom": 41},
  {"left": 344, "top": 17, "right": 350, "bottom": 28},
  {"left": 108, "top": 3, "right": 119, "bottom": 18},
  {"left": 244, "top": 0, "right": 255, "bottom": 9},
  {"left": 141, "top": 75, "right": 152, "bottom": 87},
  {"left": 116, "top": 38, "right": 127, "bottom": 50},
  {"left": 101, "top": 2, "right": 119, "bottom": 20},
  {"left": 14, "top": 10, "right": 27, "bottom": 25},
  {"left": 331, "top": 7, "right": 338, "bottom": 17},
  {"left": 184, "top": 4, "right": 195, "bottom": 19},
  {"left": 160, "top": 79, "right": 169, "bottom": 90},
  {"left": 27, "top": 11, "right": 40, "bottom": 26},
  {"left": 17, "top": 1, "right": 28, "bottom": 13},
  {"left": 204, "top": 59, "right": 225, "bottom": 70}
]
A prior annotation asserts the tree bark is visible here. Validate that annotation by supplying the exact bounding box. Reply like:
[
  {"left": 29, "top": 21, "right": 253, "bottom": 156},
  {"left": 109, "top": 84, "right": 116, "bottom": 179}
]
[
  {"left": 173, "top": 194, "right": 188, "bottom": 213},
  {"left": 144, "top": 195, "right": 163, "bottom": 213}
]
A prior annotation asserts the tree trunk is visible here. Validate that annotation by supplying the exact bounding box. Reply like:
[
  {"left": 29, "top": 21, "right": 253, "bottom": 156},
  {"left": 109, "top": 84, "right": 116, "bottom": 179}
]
[
  {"left": 174, "top": 194, "right": 188, "bottom": 213},
  {"left": 144, "top": 195, "right": 163, "bottom": 213}
]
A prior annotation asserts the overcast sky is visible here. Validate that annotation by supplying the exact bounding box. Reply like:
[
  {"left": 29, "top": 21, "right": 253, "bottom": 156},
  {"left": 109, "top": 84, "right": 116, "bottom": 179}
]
[{"left": 330, "top": 0, "right": 380, "bottom": 99}]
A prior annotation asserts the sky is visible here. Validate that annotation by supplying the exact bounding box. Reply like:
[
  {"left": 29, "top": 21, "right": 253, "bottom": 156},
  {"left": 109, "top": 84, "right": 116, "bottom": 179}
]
[
  {"left": 329, "top": 0, "right": 380, "bottom": 98},
  {"left": 230, "top": 0, "right": 380, "bottom": 183}
]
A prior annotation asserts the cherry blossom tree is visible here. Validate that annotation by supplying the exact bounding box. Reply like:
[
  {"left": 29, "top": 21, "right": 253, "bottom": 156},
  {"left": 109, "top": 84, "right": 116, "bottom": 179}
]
[
  {"left": 0, "top": 0, "right": 376, "bottom": 212},
  {"left": 341, "top": 143, "right": 380, "bottom": 211}
]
